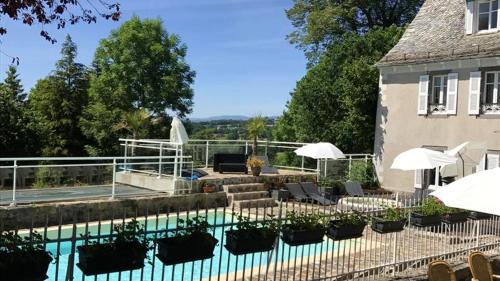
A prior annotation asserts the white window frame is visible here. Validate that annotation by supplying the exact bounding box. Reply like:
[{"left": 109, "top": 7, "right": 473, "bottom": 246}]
[
  {"left": 432, "top": 75, "right": 448, "bottom": 105},
  {"left": 425, "top": 73, "right": 458, "bottom": 115},
  {"left": 477, "top": 0, "right": 500, "bottom": 33},
  {"left": 482, "top": 71, "right": 500, "bottom": 114}
]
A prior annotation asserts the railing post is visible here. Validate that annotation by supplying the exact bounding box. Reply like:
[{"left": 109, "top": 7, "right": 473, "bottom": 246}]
[
  {"left": 158, "top": 143, "right": 163, "bottom": 178},
  {"left": 392, "top": 231, "right": 398, "bottom": 276},
  {"left": 324, "top": 158, "right": 328, "bottom": 177},
  {"left": 301, "top": 156, "right": 305, "bottom": 172},
  {"left": 10, "top": 160, "right": 17, "bottom": 207},
  {"left": 316, "top": 158, "right": 320, "bottom": 182},
  {"left": 123, "top": 140, "right": 128, "bottom": 173},
  {"left": 265, "top": 140, "right": 268, "bottom": 156},
  {"left": 205, "top": 141, "right": 209, "bottom": 168},
  {"left": 348, "top": 155, "right": 353, "bottom": 178},
  {"left": 110, "top": 158, "right": 116, "bottom": 200},
  {"left": 245, "top": 141, "right": 249, "bottom": 155}
]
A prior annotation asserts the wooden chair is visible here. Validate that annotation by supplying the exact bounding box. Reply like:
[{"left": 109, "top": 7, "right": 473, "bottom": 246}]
[
  {"left": 469, "top": 251, "right": 500, "bottom": 281},
  {"left": 428, "top": 260, "right": 457, "bottom": 281}
]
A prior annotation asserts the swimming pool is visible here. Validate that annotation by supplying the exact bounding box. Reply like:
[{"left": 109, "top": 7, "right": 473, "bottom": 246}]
[{"left": 43, "top": 212, "right": 346, "bottom": 281}]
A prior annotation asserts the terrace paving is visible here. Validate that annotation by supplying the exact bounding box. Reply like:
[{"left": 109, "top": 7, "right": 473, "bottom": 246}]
[{"left": 0, "top": 184, "right": 160, "bottom": 205}]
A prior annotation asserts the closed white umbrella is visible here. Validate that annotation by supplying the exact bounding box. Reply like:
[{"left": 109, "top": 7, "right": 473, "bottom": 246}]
[
  {"left": 294, "top": 142, "right": 345, "bottom": 159},
  {"left": 431, "top": 168, "right": 500, "bottom": 215},
  {"left": 391, "top": 148, "right": 457, "bottom": 171},
  {"left": 440, "top": 141, "right": 486, "bottom": 178},
  {"left": 169, "top": 117, "right": 189, "bottom": 145}
]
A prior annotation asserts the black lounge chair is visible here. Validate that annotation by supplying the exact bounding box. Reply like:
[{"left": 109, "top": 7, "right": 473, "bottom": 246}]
[
  {"left": 300, "top": 182, "right": 335, "bottom": 205},
  {"left": 256, "top": 156, "right": 279, "bottom": 174},
  {"left": 344, "top": 181, "right": 364, "bottom": 197},
  {"left": 285, "top": 183, "right": 309, "bottom": 202}
]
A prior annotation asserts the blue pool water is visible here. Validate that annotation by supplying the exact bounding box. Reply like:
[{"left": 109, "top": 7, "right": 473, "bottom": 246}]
[{"left": 44, "top": 212, "right": 344, "bottom": 280}]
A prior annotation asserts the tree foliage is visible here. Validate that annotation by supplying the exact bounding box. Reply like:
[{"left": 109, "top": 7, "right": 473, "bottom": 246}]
[
  {"left": 246, "top": 116, "right": 267, "bottom": 155},
  {"left": 0, "top": 0, "right": 120, "bottom": 44},
  {"left": 274, "top": 26, "right": 404, "bottom": 153},
  {"left": 28, "top": 35, "right": 89, "bottom": 156},
  {"left": 81, "top": 16, "right": 195, "bottom": 155},
  {"left": 286, "top": 0, "right": 423, "bottom": 64}
]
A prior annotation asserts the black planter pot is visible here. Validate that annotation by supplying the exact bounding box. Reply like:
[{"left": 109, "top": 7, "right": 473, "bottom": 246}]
[
  {"left": 156, "top": 233, "right": 218, "bottom": 265},
  {"left": 77, "top": 241, "right": 147, "bottom": 275},
  {"left": 281, "top": 226, "right": 325, "bottom": 246},
  {"left": 0, "top": 250, "right": 52, "bottom": 281},
  {"left": 225, "top": 229, "right": 277, "bottom": 255},
  {"left": 469, "top": 212, "right": 492, "bottom": 220},
  {"left": 371, "top": 217, "right": 406, "bottom": 234},
  {"left": 410, "top": 212, "right": 442, "bottom": 227},
  {"left": 326, "top": 220, "right": 366, "bottom": 241},
  {"left": 442, "top": 212, "right": 469, "bottom": 224}
]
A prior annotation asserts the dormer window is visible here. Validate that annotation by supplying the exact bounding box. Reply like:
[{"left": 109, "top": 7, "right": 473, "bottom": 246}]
[
  {"left": 478, "top": 0, "right": 498, "bottom": 31},
  {"left": 466, "top": 0, "right": 500, "bottom": 34}
]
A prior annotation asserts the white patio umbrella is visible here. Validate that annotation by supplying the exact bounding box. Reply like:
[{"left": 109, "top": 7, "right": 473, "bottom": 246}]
[
  {"left": 440, "top": 141, "right": 486, "bottom": 178},
  {"left": 294, "top": 142, "right": 345, "bottom": 159},
  {"left": 431, "top": 168, "right": 500, "bottom": 215},
  {"left": 391, "top": 148, "right": 457, "bottom": 171},
  {"left": 169, "top": 117, "right": 189, "bottom": 145},
  {"left": 294, "top": 142, "right": 345, "bottom": 178}
]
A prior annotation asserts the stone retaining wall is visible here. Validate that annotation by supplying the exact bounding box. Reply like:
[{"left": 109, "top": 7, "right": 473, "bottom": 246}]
[{"left": 0, "top": 192, "right": 227, "bottom": 230}]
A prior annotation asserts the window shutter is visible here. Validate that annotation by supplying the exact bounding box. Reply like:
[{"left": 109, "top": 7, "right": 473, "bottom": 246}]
[
  {"left": 476, "top": 155, "right": 486, "bottom": 172},
  {"left": 487, "top": 154, "right": 499, "bottom": 169},
  {"left": 418, "top": 75, "right": 429, "bottom": 115},
  {"left": 466, "top": 0, "right": 475, "bottom": 34},
  {"left": 414, "top": 169, "right": 422, "bottom": 188},
  {"left": 468, "top": 71, "right": 482, "bottom": 115},
  {"left": 446, "top": 73, "right": 459, "bottom": 114}
]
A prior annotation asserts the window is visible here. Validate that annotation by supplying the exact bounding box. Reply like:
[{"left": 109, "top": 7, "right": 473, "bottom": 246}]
[
  {"left": 482, "top": 71, "right": 500, "bottom": 113},
  {"left": 429, "top": 75, "right": 448, "bottom": 113},
  {"left": 478, "top": 0, "right": 499, "bottom": 31}
]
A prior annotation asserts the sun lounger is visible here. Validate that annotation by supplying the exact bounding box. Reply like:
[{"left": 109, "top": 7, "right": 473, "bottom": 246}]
[
  {"left": 285, "top": 183, "right": 309, "bottom": 202},
  {"left": 300, "top": 182, "right": 335, "bottom": 205},
  {"left": 256, "top": 156, "right": 279, "bottom": 174},
  {"left": 344, "top": 181, "right": 365, "bottom": 197}
]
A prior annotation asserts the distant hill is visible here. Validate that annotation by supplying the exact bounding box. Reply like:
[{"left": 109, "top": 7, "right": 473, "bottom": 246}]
[{"left": 190, "top": 115, "right": 249, "bottom": 122}]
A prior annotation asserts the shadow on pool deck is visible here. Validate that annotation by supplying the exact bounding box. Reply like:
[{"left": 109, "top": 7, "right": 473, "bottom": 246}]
[{"left": 0, "top": 184, "right": 161, "bottom": 205}]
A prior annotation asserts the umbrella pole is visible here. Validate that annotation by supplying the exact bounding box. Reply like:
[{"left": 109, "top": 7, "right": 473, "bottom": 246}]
[{"left": 458, "top": 152, "right": 465, "bottom": 178}]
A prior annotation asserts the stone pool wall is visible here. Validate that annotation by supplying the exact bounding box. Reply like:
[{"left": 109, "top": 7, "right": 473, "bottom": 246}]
[{"left": 0, "top": 192, "right": 227, "bottom": 229}]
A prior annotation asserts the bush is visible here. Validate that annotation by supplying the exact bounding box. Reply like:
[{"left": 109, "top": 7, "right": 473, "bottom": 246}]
[
  {"left": 33, "top": 166, "right": 63, "bottom": 188},
  {"left": 347, "top": 161, "right": 378, "bottom": 189}
]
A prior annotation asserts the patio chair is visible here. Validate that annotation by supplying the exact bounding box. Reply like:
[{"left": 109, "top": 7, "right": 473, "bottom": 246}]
[
  {"left": 285, "top": 183, "right": 309, "bottom": 202},
  {"left": 256, "top": 156, "right": 279, "bottom": 174},
  {"left": 344, "top": 181, "right": 365, "bottom": 197},
  {"left": 468, "top": 251, "right": 500, "bottom": 281},
  {"left": 300, "top": 182, "right": 335, "bottom": 205},
  {"left": 427, "top": 260, "right": 457, "bottom": 281}
]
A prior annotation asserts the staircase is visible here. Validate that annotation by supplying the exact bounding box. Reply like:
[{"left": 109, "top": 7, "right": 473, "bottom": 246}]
[{"left": 224, "top": 183, "right": 278, "bottom": 208}]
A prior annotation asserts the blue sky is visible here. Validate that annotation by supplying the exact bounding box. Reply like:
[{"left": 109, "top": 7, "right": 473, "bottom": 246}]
[{"left": 0, "top": 0, "right": 306, "bottom": 118}]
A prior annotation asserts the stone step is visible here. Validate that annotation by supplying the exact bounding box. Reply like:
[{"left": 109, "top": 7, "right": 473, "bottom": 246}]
[
  {"left": 227, "top": 191, "right": 269, "bottom": 206},
  {"left": 223, "top": 183, "right": 266, "bottom": 193},
  {"left": 233, "top": 198, "right": 278, "bottom": 209}
]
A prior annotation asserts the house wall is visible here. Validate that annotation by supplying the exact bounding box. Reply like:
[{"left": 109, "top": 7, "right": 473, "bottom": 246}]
[{"left": 374, "top": 57, "right": 500, "bottom": 192}]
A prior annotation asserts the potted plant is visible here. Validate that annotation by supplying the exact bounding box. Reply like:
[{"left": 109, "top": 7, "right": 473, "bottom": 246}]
[
  {"left": 0, "top": 230, "right": 53, "bottom": 280},
  {"left": 327, "top": 211, "right": 367, "bottom": 240},
  {"left": 77, "top": 219, "right": 152, "bottom": 275},
  {"left": 225, "top": 214, "right": 277, "bottom": 255},
  {"left": 156, "top": 216, "right": 218, "bottom": 265},
  {"left": 441, "top": 207, "right": 469, "bottom": 224},
  {"left": 411, "top": 198, "right": 444, "bottom": 227},
  {"left": 469, "top": 211, "right": 492, "bottom": 220},
  {"left": 247, "top": 157, "right": 265, "bottom": 177},
  {"left": 371, "top": 206, "right": 406, "bottom": 234},
  {"left": 202, "top": 182, "right": 217, "bottom": 193},
  {"left": 281, "top": 211, "right": 326, "bottom": 246}
]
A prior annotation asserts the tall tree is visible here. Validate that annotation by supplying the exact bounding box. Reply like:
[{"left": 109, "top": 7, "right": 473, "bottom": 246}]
[
  {"left": 274, "top": 27, "right": 404, "bottom": 153},
  {"left": 286, "top": 0, "right": 423, "bottom": 64},
  {"left": 246, "top": 116, "right": 267, "bottom": 156},
  {"left": 28, "top": 35, "right": 89, "bottom": 156},
  {"left": 81, "top": 16, "right": 195, "bottom": 156},
  {"left": 3, "top": 66, "right": 25, "bottom": 102}
]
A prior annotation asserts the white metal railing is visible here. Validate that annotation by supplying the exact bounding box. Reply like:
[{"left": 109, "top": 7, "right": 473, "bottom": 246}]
[
  {"left": 0, "top": 155, "right": 193, "bottom": 206},
  {"left": 3, "top": 193, "right": 500, "bottom": 280}
]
